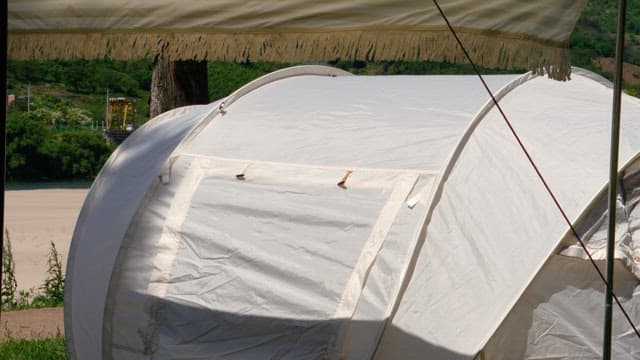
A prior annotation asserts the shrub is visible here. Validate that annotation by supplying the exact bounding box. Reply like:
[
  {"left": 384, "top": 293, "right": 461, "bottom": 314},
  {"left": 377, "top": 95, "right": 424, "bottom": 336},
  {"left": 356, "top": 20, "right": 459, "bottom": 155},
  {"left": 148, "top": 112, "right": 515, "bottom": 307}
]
[
  {"left": 6, "top": 112, "right": 52, "bottom": 180},
  {"left": 32, "top": 242, "right": 65, "bottom": 308},
  {"left": 1, "top": 229, "right": 18, "bottom": 310},
  {"left": 6, "top": 111, "right": 116, "bottom": 181}
]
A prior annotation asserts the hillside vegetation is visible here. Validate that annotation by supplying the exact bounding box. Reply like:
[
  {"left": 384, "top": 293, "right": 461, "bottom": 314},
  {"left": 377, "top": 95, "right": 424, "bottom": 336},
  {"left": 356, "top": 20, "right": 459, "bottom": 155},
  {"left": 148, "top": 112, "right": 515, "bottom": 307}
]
[
  {"left": 6, "top": 0, "right": 639, "bottom": 181},
  {"left": 571, "top": 0, "right": 640, "bottom": 67}
]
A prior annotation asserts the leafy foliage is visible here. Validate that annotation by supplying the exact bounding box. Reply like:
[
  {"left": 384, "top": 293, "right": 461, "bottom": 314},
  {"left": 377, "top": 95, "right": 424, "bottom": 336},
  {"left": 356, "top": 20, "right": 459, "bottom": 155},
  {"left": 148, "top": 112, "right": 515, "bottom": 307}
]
[
  {"left": 1, "top": 229, "right": 18, "bottom": 310},
  {"left": 31, "top": 242, "right": 65, "bottom": 308},
  {"left": 1, "top": 235, "right": 66, "bottom": 311},
  {"left": 6, "top": 110, "right": 115, "bottom": 181},
  {"left": 46, "top": 130, "right": 115, "bottom": 179},
  {"left": 0, "top": 336, "right": 67, "bottom": 360},
  {"left": 8, "top": 59, "right": 152, "bottom": 97},
  {"left": 8, "top": 60, "right": 151, "bottom": 126},
  {"left": 570, "top": 0, "right": 640, "bottom": 94},
  {"left": 6, "top": 112, "right": 51, "bottom": 180},
  {"left": 208, "top": 61, "right": 293, "bottom": 101},
  {"left": 571, "top": 0, "right": 640, "bottom": 66}
]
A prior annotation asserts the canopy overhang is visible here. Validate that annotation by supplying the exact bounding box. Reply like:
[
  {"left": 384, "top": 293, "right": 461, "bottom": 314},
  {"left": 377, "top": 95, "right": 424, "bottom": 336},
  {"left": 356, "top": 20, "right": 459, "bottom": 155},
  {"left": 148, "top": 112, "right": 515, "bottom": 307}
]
[{"left": 8, "top": 0, "right": 587, "bottom": 80}]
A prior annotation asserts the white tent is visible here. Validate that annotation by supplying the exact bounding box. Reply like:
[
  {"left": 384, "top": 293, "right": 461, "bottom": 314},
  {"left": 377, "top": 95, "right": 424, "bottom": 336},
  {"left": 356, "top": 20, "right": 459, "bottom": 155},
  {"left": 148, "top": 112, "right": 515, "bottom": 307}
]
[{"left": 66, "top": 65, "right": 640, "bottom": 359}]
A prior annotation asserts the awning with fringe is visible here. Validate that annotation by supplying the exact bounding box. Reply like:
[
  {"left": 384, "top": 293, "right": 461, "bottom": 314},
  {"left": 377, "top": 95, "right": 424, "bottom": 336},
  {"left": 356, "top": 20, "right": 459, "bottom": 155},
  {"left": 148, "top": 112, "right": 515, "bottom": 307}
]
[{"left": 8, "top": 0, "right": 587, "bottom": 80}]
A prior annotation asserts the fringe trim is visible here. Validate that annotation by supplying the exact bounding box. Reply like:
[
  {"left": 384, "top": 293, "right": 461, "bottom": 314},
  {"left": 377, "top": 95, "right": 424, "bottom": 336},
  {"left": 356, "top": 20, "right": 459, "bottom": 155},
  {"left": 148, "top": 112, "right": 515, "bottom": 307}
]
[{"left": 8, "top": 30, "right": 571, "bottom": 80}]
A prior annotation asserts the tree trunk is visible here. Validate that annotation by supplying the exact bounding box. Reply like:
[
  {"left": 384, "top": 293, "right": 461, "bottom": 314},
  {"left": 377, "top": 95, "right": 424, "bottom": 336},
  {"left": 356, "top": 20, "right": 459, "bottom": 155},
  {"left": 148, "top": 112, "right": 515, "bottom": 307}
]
[{"left": 149, "top": 59, "right": 209, "bottom": 118}]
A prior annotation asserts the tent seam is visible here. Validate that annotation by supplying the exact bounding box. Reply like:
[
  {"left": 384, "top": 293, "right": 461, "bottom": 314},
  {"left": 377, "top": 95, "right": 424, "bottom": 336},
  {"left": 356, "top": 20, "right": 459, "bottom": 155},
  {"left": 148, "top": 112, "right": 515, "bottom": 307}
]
[
  {"left": 161, "top": 65, "right": 353, "bottom": 182},
  {"left": 178, "top": 153, "right": 440, "bottom": 175},
  {"left": 373, "top": 70, "right": 537, "bottom": 355}
]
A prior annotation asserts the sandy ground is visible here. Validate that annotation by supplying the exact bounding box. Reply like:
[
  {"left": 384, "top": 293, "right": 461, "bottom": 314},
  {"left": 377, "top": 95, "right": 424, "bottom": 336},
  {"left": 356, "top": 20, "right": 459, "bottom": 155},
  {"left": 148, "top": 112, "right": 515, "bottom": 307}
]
[
  {"left": 5, "top": 188, "right": 88, "bottom": 293},
  {"left": 0, "top": 188, "right": 86, "bottom": 341},
  {"left": 0, "top": 307, "right": 64, "bottom": 340}
]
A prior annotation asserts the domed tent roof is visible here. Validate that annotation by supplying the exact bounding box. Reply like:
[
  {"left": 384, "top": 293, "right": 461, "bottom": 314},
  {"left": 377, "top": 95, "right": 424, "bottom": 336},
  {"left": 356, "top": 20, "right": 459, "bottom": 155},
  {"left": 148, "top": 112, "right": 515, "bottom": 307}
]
[{"left": 65, "top": 66, "right": 640, "bottom": 359}]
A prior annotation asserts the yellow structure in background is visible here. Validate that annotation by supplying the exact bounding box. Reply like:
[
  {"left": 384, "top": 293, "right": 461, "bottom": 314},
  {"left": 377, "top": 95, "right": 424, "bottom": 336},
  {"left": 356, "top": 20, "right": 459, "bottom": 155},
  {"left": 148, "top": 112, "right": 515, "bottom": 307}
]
[{"left": 106, "top": 97, "right": 135, "bottom": 131}]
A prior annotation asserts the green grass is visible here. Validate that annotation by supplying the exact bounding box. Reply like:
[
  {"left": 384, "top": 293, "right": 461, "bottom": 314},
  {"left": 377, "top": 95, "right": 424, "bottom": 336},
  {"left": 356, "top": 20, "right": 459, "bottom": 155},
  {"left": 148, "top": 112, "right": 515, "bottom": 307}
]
[{"left": 0, "top": 336, "right": 67, "bottom": 360}]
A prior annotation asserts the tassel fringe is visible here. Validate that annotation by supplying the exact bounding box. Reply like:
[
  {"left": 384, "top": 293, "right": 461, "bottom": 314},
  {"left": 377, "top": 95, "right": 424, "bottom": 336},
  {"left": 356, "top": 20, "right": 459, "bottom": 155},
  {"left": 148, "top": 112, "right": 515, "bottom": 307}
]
[{"left": 8, "top": 30, "right": 571, "bottom": 80}]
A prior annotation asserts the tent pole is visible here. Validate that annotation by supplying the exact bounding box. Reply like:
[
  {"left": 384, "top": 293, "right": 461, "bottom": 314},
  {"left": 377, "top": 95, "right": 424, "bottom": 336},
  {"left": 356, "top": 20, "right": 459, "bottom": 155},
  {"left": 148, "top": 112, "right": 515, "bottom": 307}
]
[
  {"left": 0, "top": 0, "right": 7, "bottom": 323},
  {"left": 604, "top": 0, "right": 627, "bottom": 358}
]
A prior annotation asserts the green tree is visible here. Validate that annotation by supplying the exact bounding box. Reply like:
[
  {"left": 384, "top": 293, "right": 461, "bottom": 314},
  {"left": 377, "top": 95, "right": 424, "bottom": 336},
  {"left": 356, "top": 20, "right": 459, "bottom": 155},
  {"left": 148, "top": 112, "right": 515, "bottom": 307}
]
[
  {"left": 45, "top": 129, "right": 115, "bottom": 179},
  {"left": 6, "top": 111, "right": 52, "bottom": 180}
]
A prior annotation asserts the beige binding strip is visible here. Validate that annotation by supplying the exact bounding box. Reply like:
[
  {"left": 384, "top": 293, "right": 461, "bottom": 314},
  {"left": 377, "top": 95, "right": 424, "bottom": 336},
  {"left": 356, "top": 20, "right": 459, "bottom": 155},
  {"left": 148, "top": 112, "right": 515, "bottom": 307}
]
[
  {"left": 159, "top": 65, "right": 352, "bottom": 184},
  {"left": 146, "top": 158, "right": 206, "bottom": 299},
  {"left": 333, "top": 173, "right": 420, "bottom": 319},
  {"left": 179, "top": 153, "right": 439, "bottom": 176}
]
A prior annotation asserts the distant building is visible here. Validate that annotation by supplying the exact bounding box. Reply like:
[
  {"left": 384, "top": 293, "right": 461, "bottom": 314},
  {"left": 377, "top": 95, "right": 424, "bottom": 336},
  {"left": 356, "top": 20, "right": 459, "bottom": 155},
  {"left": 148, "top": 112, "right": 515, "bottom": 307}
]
[{"left": 7, "top": 94, "right": 15, "bottom": 106}]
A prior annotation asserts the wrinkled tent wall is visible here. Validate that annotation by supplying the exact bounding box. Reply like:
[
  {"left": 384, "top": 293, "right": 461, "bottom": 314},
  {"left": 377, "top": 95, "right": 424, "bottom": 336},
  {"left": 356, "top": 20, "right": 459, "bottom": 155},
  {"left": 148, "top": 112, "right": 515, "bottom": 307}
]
[
  {"left": 485, "top": 158, "right": 640, "bottom": 359},
  {"left": 65, "top": 67, "right": 640, "bottom": 359},
  {"left": 64, "top": 105, "right": 216, "bottom": 360},
  {"left": 100, "top": 72, "right": 515, "bottom": 359},
  {"left": 485, "top": 258, "right": 640, "bottom": 359},
  {"left": 376, "top": 69, "right": 640, "bottom": 358},
  {"left": 105, "top": 156, "right": 437, "bottom": 358},
  {"left": 561, "top": 158, "right": 640, "bottom": 274}
]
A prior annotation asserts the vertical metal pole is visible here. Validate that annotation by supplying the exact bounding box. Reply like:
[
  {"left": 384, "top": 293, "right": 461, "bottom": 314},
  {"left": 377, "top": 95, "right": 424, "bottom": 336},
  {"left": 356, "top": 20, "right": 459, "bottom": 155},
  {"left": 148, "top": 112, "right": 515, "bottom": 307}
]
[
  {"left": 604, "top": 0, "right": 627, "bottom": 358},
  {"left": 1, "top": 0, "right": 8, "bottom": 323}
]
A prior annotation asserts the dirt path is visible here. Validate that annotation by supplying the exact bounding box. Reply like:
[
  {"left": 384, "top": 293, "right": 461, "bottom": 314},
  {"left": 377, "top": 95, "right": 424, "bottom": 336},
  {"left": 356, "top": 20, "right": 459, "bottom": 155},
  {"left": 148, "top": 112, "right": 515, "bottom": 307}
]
[
  {"left": 0, "top": 307, "right": 64, "bottom": 340},
  {"left": 5, "top": 188, "right": 88, "bottom": 293}
]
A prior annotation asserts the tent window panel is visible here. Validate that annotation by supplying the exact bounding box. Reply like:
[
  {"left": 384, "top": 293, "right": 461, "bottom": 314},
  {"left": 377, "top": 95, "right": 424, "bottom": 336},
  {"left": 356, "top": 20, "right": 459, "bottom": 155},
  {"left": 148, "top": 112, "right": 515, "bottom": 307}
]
[{"left": 151, "top": 170, "right": 402, "bottom": 357}]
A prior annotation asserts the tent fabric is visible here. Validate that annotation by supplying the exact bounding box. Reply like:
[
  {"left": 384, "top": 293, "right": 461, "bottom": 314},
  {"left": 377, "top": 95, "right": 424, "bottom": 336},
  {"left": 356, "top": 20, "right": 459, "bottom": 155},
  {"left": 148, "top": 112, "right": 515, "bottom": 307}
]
[
  {"left": 105, "top": 156, "right": 437, "bottom": 358},
  {"left": 8, "top": 0, "right": 586, "bottom": 79},
  {"left": 485, "top": 256, "right": 640, "bottom": 359},
  {"left": 184, "top": 74, "right": 517, "bottom": 171},
  {"left": 561, "top": 159, "right": 640, "bottom": 278},
  {"left": 65, "top": 66, "right": 640, "bottom": 359},
  {"left": 375, "top": 69, "right": 640, "bottom": 358},
  {"left": 64, "top": 104, "right": 217, "bottom": 360},
  {"left": 484, "top": 161, "right": 640, "bottom": 359}
]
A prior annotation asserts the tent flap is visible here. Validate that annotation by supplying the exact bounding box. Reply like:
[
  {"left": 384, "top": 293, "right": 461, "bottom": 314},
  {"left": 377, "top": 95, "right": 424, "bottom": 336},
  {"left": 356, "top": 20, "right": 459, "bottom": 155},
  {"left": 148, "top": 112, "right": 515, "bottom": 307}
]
[{"left": 104, "top": 155, "right": 436, "bottom": 358}]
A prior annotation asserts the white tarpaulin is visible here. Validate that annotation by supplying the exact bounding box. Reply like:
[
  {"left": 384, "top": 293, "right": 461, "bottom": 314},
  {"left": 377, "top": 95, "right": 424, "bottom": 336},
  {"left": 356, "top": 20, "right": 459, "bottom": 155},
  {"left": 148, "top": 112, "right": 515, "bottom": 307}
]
[
  {"left": 66, "top": 66, "right": 640, "bottom": 359},
  {"left": 8, "top": 0, "right": 586, "bottom": 79}
]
